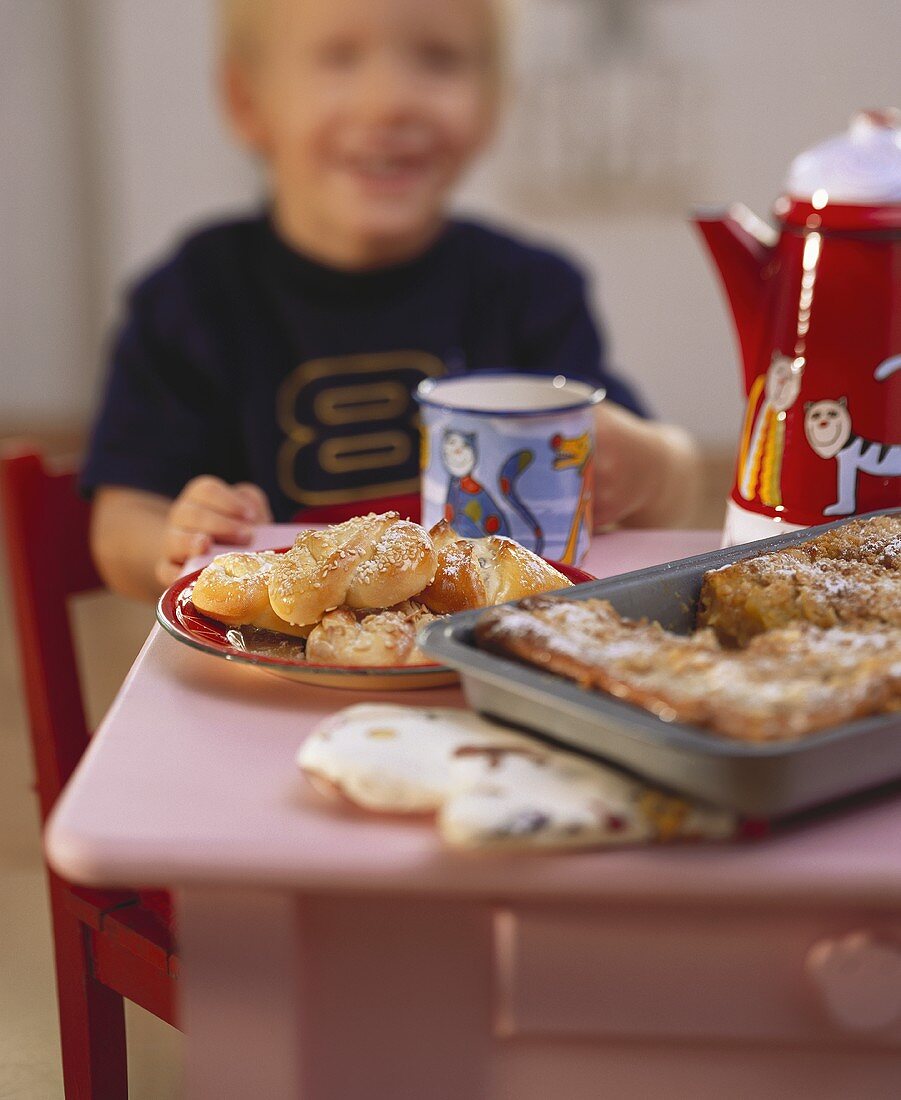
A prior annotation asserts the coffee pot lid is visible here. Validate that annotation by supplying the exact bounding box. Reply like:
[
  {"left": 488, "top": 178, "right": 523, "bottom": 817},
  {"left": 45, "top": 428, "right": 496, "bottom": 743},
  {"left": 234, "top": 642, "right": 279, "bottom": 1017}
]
[{"left": 785, "top": 109, "right": 901, "bottom": 205}]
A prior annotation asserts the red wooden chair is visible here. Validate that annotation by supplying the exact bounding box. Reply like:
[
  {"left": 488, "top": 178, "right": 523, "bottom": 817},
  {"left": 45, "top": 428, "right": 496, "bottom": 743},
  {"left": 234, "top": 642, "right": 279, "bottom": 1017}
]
[{"left": 0, "top": 444, "right": 179, "bottom": 1099}]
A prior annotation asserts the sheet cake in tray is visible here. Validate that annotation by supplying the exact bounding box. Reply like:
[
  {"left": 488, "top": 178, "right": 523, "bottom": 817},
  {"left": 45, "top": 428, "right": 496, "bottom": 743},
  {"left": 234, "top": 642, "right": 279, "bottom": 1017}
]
[{"left": 420, "top": 510, "right": 901, "bottom": 818}]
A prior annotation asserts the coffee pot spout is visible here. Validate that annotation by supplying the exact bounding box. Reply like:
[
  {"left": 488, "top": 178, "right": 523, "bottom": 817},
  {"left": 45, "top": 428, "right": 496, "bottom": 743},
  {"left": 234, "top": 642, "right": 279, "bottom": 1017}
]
[{"left": 693, "top": 204, "right": 779, "bottom": 390}]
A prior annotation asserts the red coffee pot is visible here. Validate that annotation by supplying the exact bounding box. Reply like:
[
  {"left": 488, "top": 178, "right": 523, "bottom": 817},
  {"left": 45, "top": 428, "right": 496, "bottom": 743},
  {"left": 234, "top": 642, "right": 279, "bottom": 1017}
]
[{"left": 694, "top": 109, "right": 901, "bottom": 545}]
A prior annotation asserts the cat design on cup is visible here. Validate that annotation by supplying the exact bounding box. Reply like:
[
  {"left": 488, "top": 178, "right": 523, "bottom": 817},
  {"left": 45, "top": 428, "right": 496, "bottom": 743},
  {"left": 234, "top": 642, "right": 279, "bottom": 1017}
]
[
  {"left": 804, "top": 396, "right": 901, "bottom": 516},
  {"left": 551, "top": 431, "right": 593, "bottom": 565},
  {"left": 440, "top": 429, "right": 544, "bottom": 553},
  {"left": 417, "top": 374, "right": 601, "bottom": 564}
]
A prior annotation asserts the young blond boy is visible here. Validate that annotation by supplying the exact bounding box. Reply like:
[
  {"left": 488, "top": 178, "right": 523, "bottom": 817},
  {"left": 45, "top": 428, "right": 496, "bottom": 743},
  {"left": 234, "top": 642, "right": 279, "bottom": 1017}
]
[{"left": 86, "top": 0, "right": 699, "bottom": 601}]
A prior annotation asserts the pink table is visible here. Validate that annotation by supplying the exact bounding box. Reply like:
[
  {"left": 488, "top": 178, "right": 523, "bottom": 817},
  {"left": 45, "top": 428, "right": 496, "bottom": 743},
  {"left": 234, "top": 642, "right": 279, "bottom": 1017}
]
[{"left": 46, "top": 530, "right": 901, "bottom": 1098}]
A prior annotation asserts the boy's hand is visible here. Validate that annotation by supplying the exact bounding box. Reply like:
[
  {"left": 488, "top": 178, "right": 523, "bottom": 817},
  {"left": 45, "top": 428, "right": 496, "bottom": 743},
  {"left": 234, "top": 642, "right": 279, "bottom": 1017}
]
[
  {"left": 592, "top": 403, "right": 700, "bottom": 529},
  {"left": 157, "top": 476, "right": 273, "bottom": 587}
]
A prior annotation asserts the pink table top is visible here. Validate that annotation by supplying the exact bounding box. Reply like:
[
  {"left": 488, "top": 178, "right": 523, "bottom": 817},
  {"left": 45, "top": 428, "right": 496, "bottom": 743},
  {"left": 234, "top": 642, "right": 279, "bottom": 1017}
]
[{"left": 46, "top": 527, "right": 901, "bottom": 906}]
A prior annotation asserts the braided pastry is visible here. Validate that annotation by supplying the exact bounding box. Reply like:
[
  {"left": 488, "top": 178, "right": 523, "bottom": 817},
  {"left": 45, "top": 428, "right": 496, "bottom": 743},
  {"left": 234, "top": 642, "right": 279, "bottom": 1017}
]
[
  {"left": 268, "top": 513, "right": 438, "bottom": 626},
  {"left": 305, "top": 601, "right": 439, "bottom": 666},
  {"left": 419, "top": 521, "right": 571, "bottom": 614},
  {"left": 192, "top": 552, "right": 310, "bottom": 637}
]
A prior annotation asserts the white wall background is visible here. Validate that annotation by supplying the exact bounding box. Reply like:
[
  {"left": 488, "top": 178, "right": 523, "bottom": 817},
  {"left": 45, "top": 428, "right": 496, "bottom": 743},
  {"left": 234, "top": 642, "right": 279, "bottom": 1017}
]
[{"left": 2, "top": 0, "right": 898, "bottom": 444}]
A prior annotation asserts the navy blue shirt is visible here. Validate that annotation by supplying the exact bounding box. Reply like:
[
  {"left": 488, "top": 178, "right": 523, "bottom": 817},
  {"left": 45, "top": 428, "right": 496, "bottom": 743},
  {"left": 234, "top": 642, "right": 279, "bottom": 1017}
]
[{"left": 82, "top": 214, "right": 646, "bottom": 520}]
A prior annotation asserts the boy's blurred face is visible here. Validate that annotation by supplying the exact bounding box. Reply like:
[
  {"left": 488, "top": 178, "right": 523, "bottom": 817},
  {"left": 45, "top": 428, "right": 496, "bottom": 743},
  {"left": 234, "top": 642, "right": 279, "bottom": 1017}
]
[{"left": 227, "top": 0, "right": 498, "bottom": 267}]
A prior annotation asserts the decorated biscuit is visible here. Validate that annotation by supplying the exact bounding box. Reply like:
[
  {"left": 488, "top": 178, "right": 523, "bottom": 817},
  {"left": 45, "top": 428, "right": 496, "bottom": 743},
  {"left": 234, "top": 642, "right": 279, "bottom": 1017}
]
[
  {"left": 296, "top": 704, "right": 525, "bottom": 813},
  {"left": 298, "top": 704, "right": 737, "bottom": 848},
  {"left": 440, "top": 744, "right": 736, "bottom": 849}
]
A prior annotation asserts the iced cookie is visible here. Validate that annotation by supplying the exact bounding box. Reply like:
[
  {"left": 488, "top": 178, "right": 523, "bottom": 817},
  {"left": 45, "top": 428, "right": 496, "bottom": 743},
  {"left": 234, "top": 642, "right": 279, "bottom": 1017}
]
[
  {"left": 298, "top": 704, "right": 737, "bottom": 850},
  {"left": 296, "top": 704, "right": 525, "bottom": 813},
  {"left": 440, "top": 744, "right": 736, "bottom": 849}
]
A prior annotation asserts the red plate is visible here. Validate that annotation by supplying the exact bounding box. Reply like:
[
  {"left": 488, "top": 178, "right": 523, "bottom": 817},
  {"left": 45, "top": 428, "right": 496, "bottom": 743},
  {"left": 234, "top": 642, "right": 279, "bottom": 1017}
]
[{"left": 157, "top": 551, "right": 594, "bottom": 691}]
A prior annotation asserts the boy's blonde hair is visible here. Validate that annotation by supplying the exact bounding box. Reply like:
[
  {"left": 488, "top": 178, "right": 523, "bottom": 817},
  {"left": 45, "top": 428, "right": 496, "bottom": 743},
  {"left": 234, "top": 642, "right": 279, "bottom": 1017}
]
[
  {"left": 218, "top": 0, "right": 509, "bottom": 76},
  {"left": 218, "top": 0, "right": 264, "bottom": 63}
]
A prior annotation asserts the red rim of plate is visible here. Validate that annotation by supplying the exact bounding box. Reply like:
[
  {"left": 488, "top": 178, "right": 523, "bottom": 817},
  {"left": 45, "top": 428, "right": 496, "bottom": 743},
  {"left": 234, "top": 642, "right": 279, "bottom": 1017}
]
[{"left": 156, "top": 549, "right": 594, "bottom": 676}]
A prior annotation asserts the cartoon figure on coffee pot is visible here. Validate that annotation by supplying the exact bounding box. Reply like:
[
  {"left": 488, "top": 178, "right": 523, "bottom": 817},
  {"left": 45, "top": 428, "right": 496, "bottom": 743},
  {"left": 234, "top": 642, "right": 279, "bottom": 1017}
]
[
  {"left": 737, "top": 353, "right": 802, "bottom": 509},
  {"left": 804, "top": 356, "right": 901, "bottom": 516}
]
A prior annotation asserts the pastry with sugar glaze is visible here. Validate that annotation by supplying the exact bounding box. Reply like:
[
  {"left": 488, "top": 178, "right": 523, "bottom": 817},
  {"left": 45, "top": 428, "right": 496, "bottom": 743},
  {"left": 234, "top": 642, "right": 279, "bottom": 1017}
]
[
  {"left": 419, "top": 521, "right": 571, "bottom": 614},
  {"left": 192, "top": 551, "right": 309, "bottom": 636},
  {"left": 476, "top": 597, "right": 901, "bottom": 742},
  {"left": 698, "top": 515, "right": 901, "bottom": 645},
  {"left": 305, "top": 601, "right": 439, "bottom": 666},
  {"left": 268, "top": 513, "right": 438, "bottom": 626}
]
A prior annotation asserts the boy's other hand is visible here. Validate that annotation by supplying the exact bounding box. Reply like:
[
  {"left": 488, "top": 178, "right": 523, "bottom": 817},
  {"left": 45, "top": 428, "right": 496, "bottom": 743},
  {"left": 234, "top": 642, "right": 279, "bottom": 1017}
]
[
  {"left": 158, "top": 476, "right": 273, "bottom": 588},
  {"left": 592, "top": 403, "right": 700, "bottom": 530}
]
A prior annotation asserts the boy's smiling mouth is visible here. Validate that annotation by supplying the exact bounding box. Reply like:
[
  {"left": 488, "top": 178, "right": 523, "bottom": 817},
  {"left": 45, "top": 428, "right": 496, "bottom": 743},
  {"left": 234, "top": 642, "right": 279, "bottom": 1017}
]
[{"left": 338, "top": 150, "right": 436, "bottom": 194}]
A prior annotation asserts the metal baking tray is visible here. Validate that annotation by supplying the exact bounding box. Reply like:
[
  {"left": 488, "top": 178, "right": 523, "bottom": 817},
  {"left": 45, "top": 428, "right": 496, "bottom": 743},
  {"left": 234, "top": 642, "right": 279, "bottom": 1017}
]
[{"left": 420, "top": 510, "right": 901, "bottom": 818}]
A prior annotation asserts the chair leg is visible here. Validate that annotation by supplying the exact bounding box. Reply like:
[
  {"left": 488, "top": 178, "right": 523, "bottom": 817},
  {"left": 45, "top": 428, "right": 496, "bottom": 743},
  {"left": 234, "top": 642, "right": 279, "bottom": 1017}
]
[{"left": 49, "top": 877, "right": 128, "bottom": 1099}]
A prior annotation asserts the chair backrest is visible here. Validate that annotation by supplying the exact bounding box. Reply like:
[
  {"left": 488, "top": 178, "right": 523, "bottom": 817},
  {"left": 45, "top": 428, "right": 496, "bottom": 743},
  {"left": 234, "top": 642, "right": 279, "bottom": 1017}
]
[{"left": 1, "top": 444, "right": 102, "bottom": 823}]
